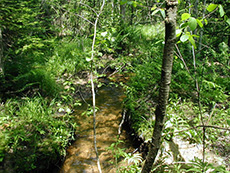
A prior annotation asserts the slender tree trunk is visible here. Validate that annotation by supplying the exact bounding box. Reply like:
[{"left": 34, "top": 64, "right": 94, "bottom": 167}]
[
  {"left": 0, "top": 28, "right": 3, "bottom": 74},
  {"left": 193, "top": 0, "right": 199, "bottom": 36},
  {"left": 120, "top": 1, "right": 126, "bottom": 24},
  {"left": 89, "top": 1, "right": 105, "bottom": 172},
  {"left": 194, "top": 0, "right": 199, "bottom": 17},
  {"left": 199, "top": 0, "right": 206, "bottom": 51},
  {"left": 141, "top": 1, "right": 178, "bottom": 172}
]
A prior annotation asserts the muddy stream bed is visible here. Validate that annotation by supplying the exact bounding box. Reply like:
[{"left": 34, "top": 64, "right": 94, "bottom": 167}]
[{"left": 59, "top": 85, "right": 133, "bottom": 173}]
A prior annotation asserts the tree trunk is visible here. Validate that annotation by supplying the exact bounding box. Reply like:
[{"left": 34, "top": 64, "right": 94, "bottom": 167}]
[
  {"left": 193, "top": 0, "right": 199, "bottom": 36},
  {"left": 0, "top": 28, "right": 3, "bottom": 74},
  {"left": 141, "top": 1, "right": 178, "bottom": 172},
  {"left": 198, "top": 0, "right": 206, "bottom": 51},
  {"left": 120, "top": 1, "right": 126, "bottom": 24}
]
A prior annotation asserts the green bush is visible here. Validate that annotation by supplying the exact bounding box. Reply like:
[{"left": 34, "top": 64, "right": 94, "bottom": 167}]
[
  {"left": 0, "top": 97, "right": 76, "bottom": 172},
  {"left": 46, "top": 39, "right": 91, "bottom": 77},
  {"left": 124, "top": 57, "right": 161, "bottom": 135}
]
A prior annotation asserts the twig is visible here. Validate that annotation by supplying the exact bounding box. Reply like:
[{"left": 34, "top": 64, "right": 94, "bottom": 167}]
[
  {"left": 175, "top": 44, "right": 192, "bottom": 78},
  {"left": 203, "top": 7, "right": 218, "bottom": 19},
  {"left": 107, "top": 64, "right": 126, "bottom": 78},
  {"left": 76, "top": 89, "right": 88, "bottom": 105},
  {"left": 74, "top": 13, "right": 94, "bottom": 25},
  {"left": 196, "top": 125, "right": 230, "bottom": 131},
  {"left": 207, "top": 103, "right": 217, "bottom": 124},
  {"left": 101, "top": 65, "right": 110, "bottom": 75},
  {"left": 171, "top": 125, "right": 230, "bottom": 135},
  {"left": 79, "top": 2, "right": 97, "bottom": 15},
  {"left": 189, "top": 17, "right": 206, "bottom": 162},
  {"left": 118, "top": 109, "right": 126, "bottom": 135}
]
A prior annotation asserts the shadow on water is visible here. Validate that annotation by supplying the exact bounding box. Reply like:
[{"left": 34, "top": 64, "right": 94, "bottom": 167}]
[{"left": 59, "top": 84, "right": 133, "bottom": 173}]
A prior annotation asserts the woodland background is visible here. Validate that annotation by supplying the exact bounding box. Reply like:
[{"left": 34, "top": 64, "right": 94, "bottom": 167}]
[{"left": 0, "top": 0, "right": 230, "bottom": 172}]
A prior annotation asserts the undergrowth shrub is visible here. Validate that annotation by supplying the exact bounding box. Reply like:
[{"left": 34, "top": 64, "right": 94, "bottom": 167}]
[
  {"left": 122, "top": 23, "right": 165, "bottom": 137},
  {"left": 122, "top": 22, "right": 230, "bottom": 172},
  {"left": 9, "top": 68, "right": 61, "bottom": 97},
  {"left": 171, "top": 57, "right": 194, "bottom": 98},
  {"left": 98, "top": 23, "right": 165, "bottom": 57},
  {"left": 46, "top": 38, "right": 91, "bottom": 77},
  {"left": 124, "top": 57, "right": 161, "bottom": 136},
  {"left": 0, "top": 97, "right": 76, "bottom": 172},
  {"left": 2, "top": 38, "right": 60, "bottom": 97},
  {"left": 2, "top": 38, "right": 91, "bottom": 97}
]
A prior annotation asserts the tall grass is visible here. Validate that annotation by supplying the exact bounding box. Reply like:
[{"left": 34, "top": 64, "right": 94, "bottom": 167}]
[
  {"left": 46, "top": 38, "right": 91, "bottom": 77},
  {"left": 0, "top": 97, "right": 76, "bottom": 172}
]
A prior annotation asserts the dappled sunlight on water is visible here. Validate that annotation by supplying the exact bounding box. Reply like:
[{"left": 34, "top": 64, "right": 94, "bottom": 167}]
[{"left": 60, "top": 86, "right": 132, "bottom": 173}]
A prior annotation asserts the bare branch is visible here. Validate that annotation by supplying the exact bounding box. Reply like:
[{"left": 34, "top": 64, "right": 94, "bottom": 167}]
[
  {"left": 172, "top": 125, "right": 230, "bottom": 135},
  {"left": 79, "top": 2, "right": 98, "bottom": 15},
  {"left": 203, "top": 7, "right": 218, "bottom": 19},
  {"left": 74, "top": 13, "right": 94, "bottom": 25},
  {"left": 175, "top": 44, "right": 192, "bottom": 77}
]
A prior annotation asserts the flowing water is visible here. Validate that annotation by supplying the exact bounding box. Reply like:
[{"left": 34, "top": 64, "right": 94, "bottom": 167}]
[{"left": 60, "top": 85, "right": 133, "bottom": 173}]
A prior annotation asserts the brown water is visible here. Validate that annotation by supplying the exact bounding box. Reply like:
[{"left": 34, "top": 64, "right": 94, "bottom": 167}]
[{"left": 60, "top": 86, "right": 133, "bottom": 173}]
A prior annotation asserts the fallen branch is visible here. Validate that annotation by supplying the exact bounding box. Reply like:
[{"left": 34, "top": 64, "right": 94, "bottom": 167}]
[
  {"left": 171, "top": 125, "right": 230, "bottom": 135},
  {"left": 118, "top": 109, "right": 126, "bottom": 135}
]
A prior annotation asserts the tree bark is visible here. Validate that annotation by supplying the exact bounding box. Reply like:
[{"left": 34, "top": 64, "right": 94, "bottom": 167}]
[{"left": 141, "top": 1, "right": 178, "bottom": 172}]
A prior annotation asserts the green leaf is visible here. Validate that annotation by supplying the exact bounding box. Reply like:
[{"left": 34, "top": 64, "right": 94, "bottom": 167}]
[
  {"left": 101, "top": 31, "right": 107, "bottom": 37},
  {"left": 180, "top": 22, "right": 188, "bottom": 29},
  {"left": 196, "top": 19, "right": 203, "bottom": 28},
  {"left": 98, "top": 52, "right": 103, "bottom": 57},
  {"left": 219, "top": 5, "right": 225, "bottom": 17},
  {"left": 204, "top": 19, "right": 208, "bottom": 25},
  {"left": 180, "top": 34, "right": 189, "bottom": 42},
  {"left": 160, "top": 9, "right": 165, "bottom": 18},
  {"left": 176, "top": 29, "right": 182, "bottom": 37},
  {"left": 132, "top": 1, "right": 137, "bottom": 7},
  {"left": 66, "top": 107, "right": 71, "bottom": 114},
  {"left": 0, "top": 157, "right": 4, "bottom": 162},
  {"left": 188, "top": 17, "right": 197, "bottom": 31},
  {"left": 207, "top": 4, "right": 218, "bottom": 12},
  {"left": 191, "top": 34, "right": 199, "bottom": 38},
  {"left": 189, "top": 35, "right": 196, "bottom": 48},
  {"left": 227, "top": 120, "right": 230, "bottom": 126},
  {"left": 120, "top": 0, "right": 128, "bottom": 5},
  {"left": 151, "top": 5, "right": 157, "bottom": 11},
  {"left": 151, "top": 9, "right": 159, "bottom": 16},
  {"left": 181, "top": 13, "right": 191, "bottom": 21},
  {"left": 226, "top": 18, "right": 230, "bottom": 25},
  {"left": 86, "top": 57, "right": 92, "bottom": 62}
]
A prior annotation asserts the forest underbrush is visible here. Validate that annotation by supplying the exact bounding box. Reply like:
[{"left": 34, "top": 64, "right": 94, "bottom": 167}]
[{"left": 1, "top": 1, "right": 230, "bottom": 171}]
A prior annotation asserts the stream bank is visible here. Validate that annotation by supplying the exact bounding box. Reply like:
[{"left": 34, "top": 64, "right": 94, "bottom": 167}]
[{"left": 59, "top": 83, "right": 135, "bottom": 172}]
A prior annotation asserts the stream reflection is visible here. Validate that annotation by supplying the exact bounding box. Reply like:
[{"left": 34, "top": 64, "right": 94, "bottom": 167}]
[{"left": 60, "top": 85, "right": 132, "bottom": 173}]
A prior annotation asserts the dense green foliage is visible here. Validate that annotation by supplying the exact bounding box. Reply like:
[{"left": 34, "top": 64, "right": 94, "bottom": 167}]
[
  {"left": 0, "top": 0, "right": 230, "bottom": 172},
  {"left": 0, "top": 97, "right": 76, "bottom": 172}
]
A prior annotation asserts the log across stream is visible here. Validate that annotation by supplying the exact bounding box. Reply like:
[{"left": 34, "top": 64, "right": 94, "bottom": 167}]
[{"left": 59, "top": 85, "right": 133, "bottom": 173}]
